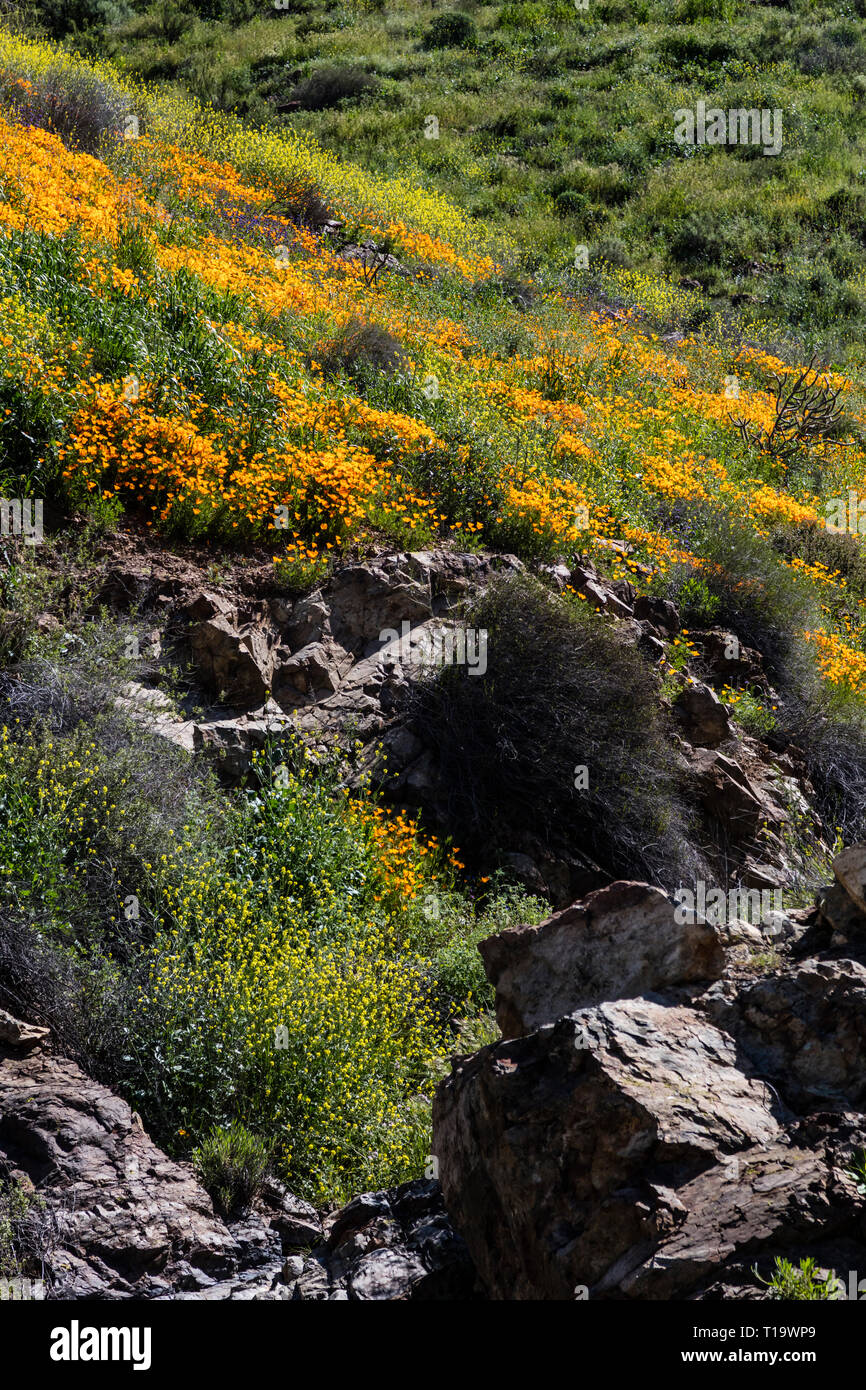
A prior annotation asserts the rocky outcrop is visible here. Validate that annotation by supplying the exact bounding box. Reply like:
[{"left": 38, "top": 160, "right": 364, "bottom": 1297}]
[
  {"left": 0, "top": 1018, "right": 475, "bottom": 1301},
  {"left": 478, "top": 881, "right": 725, "bottom": 1037},
  {"left": 89, "top": 537, "right": 835, "bottom": 906},
  {"left": 433, "top": 998, "right": 788, "bottom": 1299},
  {"left": 431, "top": 845, "right": 866, "bottom": 1300},
  {"left": 0, "top": 1040, "right": 246, "bottom": 1299},
  {"left": 704, "top": 959, "right": 866, "bottom": 1111},
  {"left": 286, "top": 1180, "right": 478, "bottom": 1301},
  {"left": 833, "top": 845, "right": 866, "bottom": 918},
  {"left": 0, "top": 1008, "right": 50, "bottom": 1050},
  {"left": 673, "top": 680, "right": 731, "bottom": 747}
]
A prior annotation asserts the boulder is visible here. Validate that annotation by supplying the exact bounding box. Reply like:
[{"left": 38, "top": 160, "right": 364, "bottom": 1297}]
[
  {"left": 689, "top": 748, "right": 765, "bottom": 838},
  {"left": 674, "top": 681, "right": 730, "bottom": 747},
  {"left": 478, "top": 881, "right": 726, "bottom": 1037},
  {"left": 433, "top": 997, "right": 782, "bottom": 1299},
  {"left": 834, "top": 844, "right": 866, "bottom": 917},
  {"left": 190, "top": 615, "right": 274, "bottom": 706},
  {"left": 288, "top": 1179, "right": 478, "bottom": 1301},
  {"left": 703, "top": 959, "right": 866, "bottom": 1111},
  {"left": 817, "top": 881, "right": 866, "bottom": 943},
  {"left": 0, "top": 1045, "right": 247, "bottom": 1298},
  {"left": 0, "top": 1009, "right": 50, "bottom": 1050},
  {"left": 618, "top": 1134, "right": 865, "bottom": 1300},
  {"left": 325, "top": 564, "right": 431, "bottom": 651},
  {"left": 271, "top": 638, "right": 353, "bottom": 709},
  {"left": 570, "top": 564, "right": 634, "bottom": 619},
  {"left": 633, "top": 594, "right": 680, "bottom": 636}
]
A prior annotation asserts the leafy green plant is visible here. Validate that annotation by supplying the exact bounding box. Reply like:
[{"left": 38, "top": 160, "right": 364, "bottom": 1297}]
[
  {"left": 422, "top": 12, "right": 477, "bottom": 50},
  {"left": 192, "top": 1121, "right": 272, "bottom": 1218},
  {"left": 756, "top": 1256, "right": 841, "bottom": 1301},
  {"left": 0, "top": 1178, "right": 54, "bottom": 1280},
  {"left": 677, "top": 574, "right": 720, "bottom": 626},
  {"left": 719, "top": 686, "right": 778, "bottom": 739},
  {"left": 845, "top": 1148, "right": 866, "bottom": 1195}
]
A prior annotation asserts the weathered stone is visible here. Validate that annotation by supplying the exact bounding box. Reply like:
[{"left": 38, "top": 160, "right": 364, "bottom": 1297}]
[
  {"left": 817, "top": 881, "right": 866, "bottom": 941},
  {"left": 433, "top": 997, "right": 781, "bottom": 1299},
  {"left": 689, "top": 748, "right": 765, "bottom": 837},
  {"left": 703, "top": 959, "right": 866, "bottom": 1111},
  {"left": 0, "top": 1009, "right": 50, "bottom": 1049},
  {"left": 690, "top": 629, "right": 768, "bottom": 694},
  {"left": 0, "top": 1046, "right": 245, "bottom": 1298},
  {"left": 291, "top": 1179, "right": 478, "bottom": 1301},
  {"left": 570, "top": 565, "right": 634, "bottom": 618},
  {"left": 179, "top": 589, "right": 236, "bottom": 623},
  {"left": 193, "top": 709, "right": 293, "bottom": 780},
  {"left": 633, "top": 594, "right": 680, "bottom": 636},
  {"left": 478, "top": 881, "right": 726, "bottom": 1037},
  {"left": 617, "top": 1138, "right": 863, "bottom": 1300},
  {"left": 190, "top": 615, "right": 274, "bottom": 706},
  {"left": 834, "top": 844, "right": 866, "bottom": 917},
  {"left": 271, "top": 638, "right": 353, "bottom": 709},
  {"left": 326, "top": 565, "right": 432, "bottom": 651},
  {"left": 674, "top": 681, "right": 730, "bottom": 747}
]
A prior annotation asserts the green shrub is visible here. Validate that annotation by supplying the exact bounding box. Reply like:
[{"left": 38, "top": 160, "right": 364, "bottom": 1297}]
[
  {"left": 0, "top": 1178, "right": 55, "bottom": 1280},
  {"left": 35, "top": 0, "right": 128, "bottom": 40},
  {"left": 592, "top": 235, "right": 632, "bottom": 268},
  {"left": 3, "top": 64, "right": 132, "bottom": 153},
  {"left": 192, "top": 1122, "right": 271, "bottom": 1218},
  {"left": 154, "top": 0, "right": 194, "bottom": 45},
  {"left": 410, "top": 573, "right": 705, "bottom": 892},
  {"left": 659, "top": 503, "right": 821, "bottom": 688},
  {"left": 422, "top": 12, "right": 477, "bottom": 49},
  {"left": 720, "top": 686, "right": 778, "bottom": 739},
  {"left": 288, "top": 66, "right": 378, "bottom": 111},
  {"left": 314, "top": 317, "right": 407, "bottom": 381},
  {"left": 757, "top": 1256, "right": 840, "bottom": 1300},
  {"left": 554, "top": 189, "right": 590, "bottom": 220}
]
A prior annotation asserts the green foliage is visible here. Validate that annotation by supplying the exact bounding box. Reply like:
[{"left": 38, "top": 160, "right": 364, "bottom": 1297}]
[
  {"left": 35, "top": 0, "right": 128, "bottom": 41},
  {"left": 757, "top": 1256, "right": 841, "bottom": 1301},
  {"left": 0, "top": 1178, "right": 53, "bottom": 1280},
  {"left": 1, "top": 57, "right": 131, "bottom": 152},
  {"left": 411, "top": 573, "right": 706, "bottom": 892},
  {"left": 20, "top": 0, "right": 866, "bottom": 349},
  {"left": 660, "top": 504, "right": 822, "bottom": 687},
  {"left": 721, "top": 686, "right": 778, "bottom": 739},
  {"left": 677, "top": 574, "right": 721, "bottom": 626},
  {"left": 422, "top": 12, "right": 477, "bottom": 50},
  {"left": 192, "top": 1121, "right": 271, "bottom": 1217},
  {"left": 288, "top": 65, "right": 378, "bottom": 112},
  {"left": 845, "top": 1147, "right": 866, "bottom": 1195}
]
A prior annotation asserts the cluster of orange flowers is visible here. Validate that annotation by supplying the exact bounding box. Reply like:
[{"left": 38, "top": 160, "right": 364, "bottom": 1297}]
[
  {"left": 5, "top": 98, "right": 866, "bottom": 701},
  {"left": 345, "top": 801, "right": 463, "bottom": 909},
  {"left": 802, "top": 630, "right": 866, "bottom": 695}
]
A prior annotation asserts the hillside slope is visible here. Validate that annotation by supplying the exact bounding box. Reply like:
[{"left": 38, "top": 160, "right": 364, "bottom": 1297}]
[
  {"left": 2, "top": 23, "right": 866, "bottom": 1308},
  {"left": 16, "top": 0, "right": 866, "bottom": 359}
]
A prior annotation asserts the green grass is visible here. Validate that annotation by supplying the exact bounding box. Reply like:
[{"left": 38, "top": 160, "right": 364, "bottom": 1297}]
[{"left": 27, "top": 0, "right": 866, "bottom": 359}]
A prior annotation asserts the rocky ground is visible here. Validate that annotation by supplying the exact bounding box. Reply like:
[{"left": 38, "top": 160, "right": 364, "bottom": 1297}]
[
  {"left": 2, "top": 846, "right": 866, "bottom": 1300},
  {"left": 73, "top": 533, "right": 827, "bottom": 905}
]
